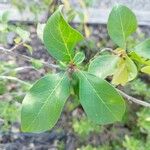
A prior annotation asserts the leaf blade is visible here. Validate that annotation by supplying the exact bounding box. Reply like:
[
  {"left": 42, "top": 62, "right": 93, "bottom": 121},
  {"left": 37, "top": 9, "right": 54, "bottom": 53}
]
[
  {"left": 73, "top": 51, "right": 85, "bottom": 65},
  {"left": 43, "top": 5, "right": 84, "bottom": 62},
  {"left": 141, "top": 66, "right": 150, "bottom": 75},
  {"left": 88, "top": 54, "right": 119, "bottom": 79},
  {"left": 134, "top": 38, "right": 150, "bottom": 59},
  {"left": 107, "top": 4, "right": 137, "bottom": 49},
  {"left": 76, "top": 71, "right": 125, "bottom": 124},
  {"left": 21, "top": 72, "right": 70, "bottom": 133}
]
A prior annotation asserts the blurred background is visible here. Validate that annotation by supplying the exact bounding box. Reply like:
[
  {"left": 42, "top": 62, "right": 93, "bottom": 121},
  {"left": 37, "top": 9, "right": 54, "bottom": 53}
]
[{"left": 0, "top": 0, "right": 150, "bottom": 149}]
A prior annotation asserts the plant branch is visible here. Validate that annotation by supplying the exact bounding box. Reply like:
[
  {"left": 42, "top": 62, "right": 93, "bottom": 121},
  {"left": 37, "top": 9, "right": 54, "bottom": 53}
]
[
  {"left": 117, "top": 89, "right": 150, "bottom": 107},
  {"left": 0, "top": 46, "right": 59, "bottom": 69},
  {"left": 1, "top": 66, "right": 41, "bottom": 75},
  {"left": 0, "top": 75, "right": 31, "bottom": 87},
  {"left": 1, "top": 44, "right": 150, "bottom": 108},
  {"left": 100, "top": 48, "right": 118, "bottom": 55},
  {"left": 10, "top": 42, "right": 24, "bottom": 51}
]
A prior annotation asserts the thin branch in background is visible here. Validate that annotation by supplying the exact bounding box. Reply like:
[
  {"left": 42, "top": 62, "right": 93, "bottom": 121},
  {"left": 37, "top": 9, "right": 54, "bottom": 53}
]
[
  {"left": 93, "top": 48, "right": 150, "bottom": 107},
  {"left": 0, "top": 46, "right": 59, "bottom": 69},
  {"left": 100, "top": 48, "right": 118, "bottom": 55},
  {"left": 0, "top": 75, "right": 31, "bottom": 87},
  {"left": 9, "top": 41, "right": 24, "bottom": 51},
  {"left": 117, "top": 89, "right": 150, "bottom": 107},
  {"left": 1, "top": 66, "right": 41, "bottom": 75},
  {"left": 1, "top": 43, "right": 150, "bottom": 108}
]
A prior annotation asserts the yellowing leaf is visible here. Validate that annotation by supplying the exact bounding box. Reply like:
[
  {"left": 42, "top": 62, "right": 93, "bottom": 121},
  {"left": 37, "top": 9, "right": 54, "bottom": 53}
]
[
  {"left": 88, "top": 55, "right": 119, "bottom": 79},
  {"left": 23, "top": 43, "right": 33, "bottom": 54},
  {"left": 141, "top": 66, "right": 150, "bottom": 75},
  {"left": 14, "top": 37, "right": 21, "bottom": 44},
  {"left": 112, "top": 57, "right": 137, "bottom": 85},
  {"left": 112, "top": 59, "right": 128, "bottom": 85},
  {"left": 129, "top": 51, "right": 150, "bottom": 66}
]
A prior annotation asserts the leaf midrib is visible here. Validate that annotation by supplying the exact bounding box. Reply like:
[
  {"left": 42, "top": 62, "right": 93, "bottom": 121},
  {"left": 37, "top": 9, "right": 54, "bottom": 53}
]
[
  {"left": 58, "top": 18, "right": 73, "bottom": 61},
  {"left": 25, "top": 73, "right": 67, "bottom": 131},
  {"left": 117, "top": 6, "right": 126, "bottom": 49},
  {"left": 79, "top": 71, "right": 120, "bottom": 121}
]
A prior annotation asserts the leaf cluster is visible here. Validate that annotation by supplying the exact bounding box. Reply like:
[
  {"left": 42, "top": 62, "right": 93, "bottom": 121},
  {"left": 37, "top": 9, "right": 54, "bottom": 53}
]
[{"left": 21, "top": 4, "right": 150, "bottom": 133}]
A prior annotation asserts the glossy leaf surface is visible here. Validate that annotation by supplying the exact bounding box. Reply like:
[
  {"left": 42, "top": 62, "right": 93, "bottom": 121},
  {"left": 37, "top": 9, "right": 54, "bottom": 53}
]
[
  {"left": 141, "top": 66, "right": 150, "bottom": 75},
  {"left": 43, "top": 5, "right": 83, "bottom": 62},
  {"left": 107, "top": 4, "right": 137, "bottom": 49},
  {"left": 76, "top": 71, "right": 125, "bottom": 124},
  {"left": 88, "top": 55, "right": 119, "bottom": 79},
  {"left": 21, "top": 73, "right": 70, "bottom": 133},
  {"left": 73, "top": 51, "right": 85, "bottom": 65}
]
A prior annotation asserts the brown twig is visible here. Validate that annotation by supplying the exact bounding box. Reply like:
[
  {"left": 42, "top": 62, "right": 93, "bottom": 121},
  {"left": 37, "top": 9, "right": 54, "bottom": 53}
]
[{"left": 117, "top": 89, "right": 150, "bottom": 107}]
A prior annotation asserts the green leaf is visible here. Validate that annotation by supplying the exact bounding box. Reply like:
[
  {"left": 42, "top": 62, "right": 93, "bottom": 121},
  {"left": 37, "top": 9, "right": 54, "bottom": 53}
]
[
  {"left": 112, "top": 57, "right": 137, "bottom": 85},
  {"left": 125, "top": 56, "right": 138, "bottom": 80},
  {"left": 2, "top": 11, "right": 10, "bottom": 23},
  {"left": 112, "top": 59, "right": 128, "bottom": 85},
  {"left": 88, "top": 54, "right": 119, "bottom": 79},
  {"left": 43, "top": 5, "right": 84, "bottom": 62},
  {"left": 129, "top": 51, "right": 150, "bottom": 65},
  {"left": 73, "top": 51, "right": 85, "bottom": 65},
  {"left": 141, "top": 66, "right": 150, "bottom": 75},
  {"left": 21, "top": 73, "right": 70, "bottom": 133},
  {"left": 16, "top": 27, "right": 30, "bottom": 41},
  {"left": 76, "top": 71, "right": 125, "bottom": 124},
  {"left": 107, "top": 4, "right": 137, "bottom": 49},
  {"left": 23, "top": 43, "right": 33, "bottom": 54},
  {"left": 14, "top": 37, "right": 21, "bottom": 44},
  {"left": 134, "top": 38, "right": 150, "bottom": 59}
]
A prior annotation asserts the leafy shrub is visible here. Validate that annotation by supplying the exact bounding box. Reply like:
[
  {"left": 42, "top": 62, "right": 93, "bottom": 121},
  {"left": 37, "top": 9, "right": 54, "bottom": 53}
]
[
  {"left": 125, "top": 79, "right": 150, "bottom": 101},
  {"left": 0, "top": 81, "right": 6, "bottom": 95},
  {"left": 123, "top": 135, "right": 144, "bottom": 150},
  {"left": 1, "top": 4, "right": 150, "bottom": 133},
  {"left": 0, "top": 101, "right": 20, "bottom": 131},
  {"left": 73, "top": 117, "right": 102, "bottom": 138},
  {"left": 20, "top": 5, "right": 126, "bottom": 133},
  {"left": 123, "top": 135, "right": 150, "bottom": 150},
  {"left": 137, "top": 108, "right": 150, "bottom": 133},
  {"left": 20, "top": 4, "right": 150, "bottom": 133}
]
